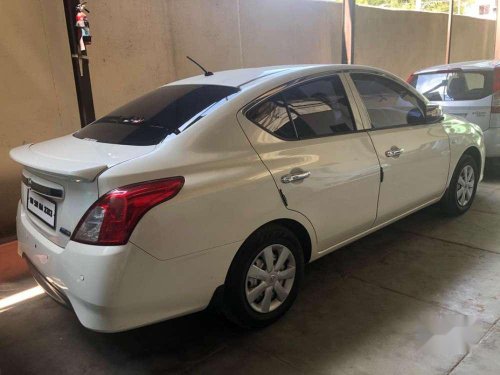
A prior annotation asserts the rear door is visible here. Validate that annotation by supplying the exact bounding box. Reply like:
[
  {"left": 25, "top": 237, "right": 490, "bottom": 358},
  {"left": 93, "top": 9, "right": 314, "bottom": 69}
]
[
  {"left": 238, "top": 74, "right": 381, "bottom": 252},
  {"left": 410, "top": 70, "right": 493, "bottom": 131},
  {"left": 349, "top": 72, "right": 450, "bottom": 224}
]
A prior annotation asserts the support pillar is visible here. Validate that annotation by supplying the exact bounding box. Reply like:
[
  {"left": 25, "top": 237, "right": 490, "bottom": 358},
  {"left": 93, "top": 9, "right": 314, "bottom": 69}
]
[
  {"left": 342, "top": 0, "right": 355, "bottom": 64},
  {"left": 63, "top": 0, "right": 95, "bottom": 127},
  {"left": 445, "top": 0, "right": 455, "bottom": 63}
]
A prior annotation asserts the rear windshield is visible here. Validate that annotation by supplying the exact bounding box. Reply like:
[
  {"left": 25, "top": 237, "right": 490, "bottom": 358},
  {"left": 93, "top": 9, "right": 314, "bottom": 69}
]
[
  {"left": 73, "top": 84, "right": 239, "bottom": 146},
  {"left": 409, "top": 70, "right": 492, "bottom": 102}
]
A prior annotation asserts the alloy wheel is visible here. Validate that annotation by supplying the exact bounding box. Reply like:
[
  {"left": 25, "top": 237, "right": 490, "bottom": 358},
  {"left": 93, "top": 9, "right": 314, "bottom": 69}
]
[
  {"left": 456, "top": 164, "right": 475, "bottom": 207},
  {"left": 245, "top": 244, "right": 296, "bottom": 313}
]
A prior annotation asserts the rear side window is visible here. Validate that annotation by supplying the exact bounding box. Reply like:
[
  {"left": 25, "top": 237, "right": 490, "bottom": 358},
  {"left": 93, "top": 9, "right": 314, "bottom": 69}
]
[
  {"left": 283, "top": 77, "right": 355, "bottom": 138},
  {"left": 410, "top": 71, "right": 492, "bottom": 101},
  {"left": 246, "top": 94, "right": 297, "bottom": 139},
  {"left": 351, "top": 73, "right": 425, "bottom": 129},
  {"left": 74, "top": 84, "right": 239, "bottom": 146},
  {"left": 247, "top": 75, "right": 355, "bottom": 140}
]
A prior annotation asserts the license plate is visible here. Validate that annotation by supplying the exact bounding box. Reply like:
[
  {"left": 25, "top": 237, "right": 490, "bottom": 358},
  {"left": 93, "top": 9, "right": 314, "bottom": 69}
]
[{"left": 27, "top": 190, "right": 57, "bottom": 229}]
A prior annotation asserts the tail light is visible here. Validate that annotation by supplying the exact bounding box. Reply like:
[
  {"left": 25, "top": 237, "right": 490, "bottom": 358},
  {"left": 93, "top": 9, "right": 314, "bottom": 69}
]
[
  {"left": 406, "top": 73, "right": 415, "bottom": 85},
  {"left": 72, "top": 177, "right": 184, "bottom": 246},
  {"left": 491, "top": 67, "right": 500, "bottom": 114}
]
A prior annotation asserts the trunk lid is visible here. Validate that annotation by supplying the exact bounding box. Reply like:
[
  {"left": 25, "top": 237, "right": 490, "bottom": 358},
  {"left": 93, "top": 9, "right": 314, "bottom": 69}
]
[{"left": 11, "top": 135, "right": 155, "bottom": 247}]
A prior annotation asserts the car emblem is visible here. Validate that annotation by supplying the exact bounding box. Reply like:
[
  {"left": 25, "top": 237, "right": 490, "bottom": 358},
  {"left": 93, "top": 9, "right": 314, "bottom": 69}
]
[{"left": 27, "top": 178, "right": 32, "bottom": 187}]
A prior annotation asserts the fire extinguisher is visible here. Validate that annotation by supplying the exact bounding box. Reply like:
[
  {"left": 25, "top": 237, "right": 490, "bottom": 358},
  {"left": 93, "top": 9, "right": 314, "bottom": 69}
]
[{"left": 75, "top": 2, "right": 91, "bottom": 51}]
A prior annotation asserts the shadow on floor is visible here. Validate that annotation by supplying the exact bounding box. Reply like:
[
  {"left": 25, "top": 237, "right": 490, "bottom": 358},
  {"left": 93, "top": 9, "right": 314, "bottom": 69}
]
[
  {"left": 484, "top": 160, "right": 500, "bottom": 183},
  {"left": 1, "top": 181, "right": 499, "bottom": 374},
  {"left": 32, "top": 208, "right": 485, "bottom": 373}
]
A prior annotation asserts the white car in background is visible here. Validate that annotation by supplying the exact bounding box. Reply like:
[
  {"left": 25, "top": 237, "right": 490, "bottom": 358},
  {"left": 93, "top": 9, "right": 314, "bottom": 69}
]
[
  {"left": 11, "top": 65, "right": 484, "bottom": 332},
  {"left": 408, "top": 60, "right": 500, "bottom": 159}
]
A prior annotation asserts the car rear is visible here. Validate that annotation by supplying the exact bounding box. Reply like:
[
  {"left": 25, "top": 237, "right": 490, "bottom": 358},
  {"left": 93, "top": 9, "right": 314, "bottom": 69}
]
[
  {"left": 12, "top": 137, "right": 163, "bottom": 331},
  {"left": 408, "top": 63, "right": 500, "bottom": 158},
  {"left": 11, "top": 83, "right": 241, "bottom": 331}
]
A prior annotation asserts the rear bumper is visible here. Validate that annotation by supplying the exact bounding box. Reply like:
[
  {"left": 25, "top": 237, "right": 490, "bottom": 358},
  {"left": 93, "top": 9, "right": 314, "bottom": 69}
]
[
  {"left": 484, "top": 127, "right": 500, "bottom": 158},
  {"left": 24, "top": 255, "right": 72, "bottom": 308},
  {"left": 16, "top": 202, "right": 240, "bottom": 332}
]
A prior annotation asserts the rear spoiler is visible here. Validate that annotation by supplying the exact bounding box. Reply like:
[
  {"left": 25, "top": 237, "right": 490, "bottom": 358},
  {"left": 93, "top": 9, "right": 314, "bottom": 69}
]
[
  {"left": 10, "top": 144, "right": 108, "bottom": 181},
  {"left": 415, "top": 68, "right": 464, "bottom": 75}
]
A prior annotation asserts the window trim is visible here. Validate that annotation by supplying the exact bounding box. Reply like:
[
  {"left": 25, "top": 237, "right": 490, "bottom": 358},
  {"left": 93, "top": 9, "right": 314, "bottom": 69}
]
[
  {"left": 243, "top": 73, "right": 362, "bottom": 141},
  {"left": 282, "top": 92, "right": 300, "bottom": 139},
  {"left": 348, "top": 71, "right": 430, "bottom": 131}
]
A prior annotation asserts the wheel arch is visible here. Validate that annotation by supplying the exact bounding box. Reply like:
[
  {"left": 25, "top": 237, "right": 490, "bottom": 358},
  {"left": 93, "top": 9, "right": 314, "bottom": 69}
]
[
  {"left": 230, "top": 218, "right": 314, "bottom": 274},
  {"left": 268, "top": 219, "right": 312, "bottom": 264},
  {"left": 440, "top": 145, "right": 482, "bottom": 216},
  {"left": 219, "top": 217, "right": 311, "bottom": 327},
  {"left": 463, "top": 146, "right": 482, "bottom": 172},
  {"left": 447, "top": 143, "right": 484, "bottom": 188}
]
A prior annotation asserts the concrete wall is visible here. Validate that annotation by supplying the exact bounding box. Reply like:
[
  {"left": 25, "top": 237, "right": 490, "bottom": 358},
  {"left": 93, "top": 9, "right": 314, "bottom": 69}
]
[
  {"left": 0, "top": 1, "right": 80, "bottom": 238},
  {"left": 86, "top": 0, "right": 343, "bottom": 117},
  {"left": 167, "top": 0, "right": 243, "bottom": 79},
  {"left": 0, "top": 0, "right": 496, "bottom": 238},
  {"left": 86, "top": 1, "right": 177, "bottom": 117},
  {"left": 355, "top": 6, "right": 448, "bottom": 79},
  {"left": 238, "top": 0, "right": 343, "bottom": 68},
  {"left": 450, "top": 15, "right": 495, "bottom": 63},
  {"left": 355, "top": 7, "right": 496, "bottom": 78}
]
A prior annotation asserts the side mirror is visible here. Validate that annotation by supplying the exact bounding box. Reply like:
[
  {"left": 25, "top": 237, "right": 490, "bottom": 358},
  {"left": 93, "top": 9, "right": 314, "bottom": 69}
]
[
  {"left": 425, "top": 104, "right": 444, "bottom": 123},
  {"left": 424, "top": 92, "right": 442, "bottom": 101},
  {"left": 407, "top": 108, "right": 425, "bottom": 125}
]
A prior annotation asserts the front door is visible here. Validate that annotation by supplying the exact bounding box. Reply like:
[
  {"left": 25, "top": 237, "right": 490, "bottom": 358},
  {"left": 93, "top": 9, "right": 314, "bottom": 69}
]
[
  {"left": 238, "top": 74, "right": 381, "bottom": 252},
  {"left": 349, "top": 72, "right": 450, "bottom": 224}
]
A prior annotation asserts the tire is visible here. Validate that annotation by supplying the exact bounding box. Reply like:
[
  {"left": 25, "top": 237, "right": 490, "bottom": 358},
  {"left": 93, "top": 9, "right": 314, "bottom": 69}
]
[
  {"left": 223, "top": 224, "right": 304, "bottom": 329},
  {"left": 440, "top": 153, "right": 479, "bottom": 216}
]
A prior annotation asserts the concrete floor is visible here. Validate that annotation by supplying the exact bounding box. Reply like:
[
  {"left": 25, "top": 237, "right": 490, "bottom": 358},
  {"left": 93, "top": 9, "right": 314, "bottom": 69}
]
[{"left": 1, "top": 168, "right": 500, "bottom": 375}]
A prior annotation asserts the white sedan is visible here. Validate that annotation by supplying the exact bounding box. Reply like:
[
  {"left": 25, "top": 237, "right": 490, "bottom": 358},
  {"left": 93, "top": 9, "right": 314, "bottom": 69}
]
[{"left": 11, "top": 65, "right": 484, "bottom": 332}]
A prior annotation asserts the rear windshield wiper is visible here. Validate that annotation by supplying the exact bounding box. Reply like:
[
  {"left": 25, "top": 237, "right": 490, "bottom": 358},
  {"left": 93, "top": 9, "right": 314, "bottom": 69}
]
[{"left": 423, "top": 79, "right": 448, "bottom": 96}]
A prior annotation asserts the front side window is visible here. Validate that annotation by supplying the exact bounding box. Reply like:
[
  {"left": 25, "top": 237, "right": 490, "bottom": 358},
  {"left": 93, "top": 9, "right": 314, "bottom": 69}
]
[
  {"left": 409, "top": 71, "right": 492, "bottom": 102},
  {"left": 246, "top": 75, "right": 356, "bottom": 140},
  {"left": 74, "top": 84, "right": 239, "bottom": 146},
  {"left": 351, "top": 73, "right": 426, "bottom": 129}
]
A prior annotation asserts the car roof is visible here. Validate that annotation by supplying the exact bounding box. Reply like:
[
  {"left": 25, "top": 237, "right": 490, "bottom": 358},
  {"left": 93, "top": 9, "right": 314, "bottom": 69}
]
[
  {"left": 414, "top": 60, "right": 500, "bottom": 74},
  {"left": 166, "top": 64, "right": 394, "bottom": 88},
  {"left": 167, "top": 65, "right": 323, "bottom": 88}
]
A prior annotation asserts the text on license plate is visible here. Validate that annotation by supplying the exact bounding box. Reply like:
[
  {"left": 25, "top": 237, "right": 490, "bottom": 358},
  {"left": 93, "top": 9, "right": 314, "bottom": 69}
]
[{"left": 27, "top": 190, "right": 56, "bottom": 228}]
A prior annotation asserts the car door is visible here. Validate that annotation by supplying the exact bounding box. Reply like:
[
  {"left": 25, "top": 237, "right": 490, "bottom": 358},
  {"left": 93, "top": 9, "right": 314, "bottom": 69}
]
[
  {"left": 237, "top": 74, "right": 381, "bottom": 252},
  {"left": 348, "top": 72, "right": 451, "bottom": 225}
]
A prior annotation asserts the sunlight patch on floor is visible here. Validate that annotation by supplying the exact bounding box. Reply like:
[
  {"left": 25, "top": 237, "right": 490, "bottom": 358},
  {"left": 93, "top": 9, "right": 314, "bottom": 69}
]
[{"left": 0, "top": 286, "right": 44, "bottom": 313}]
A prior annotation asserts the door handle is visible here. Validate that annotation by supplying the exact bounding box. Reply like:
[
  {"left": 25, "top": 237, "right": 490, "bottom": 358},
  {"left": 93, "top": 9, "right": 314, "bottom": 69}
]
[
  {"left": 385, "top": 146, "right": 404, "bottom": 158},
  {"left": 281, "top": 171, "right": 311, "bottom": 184}
]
